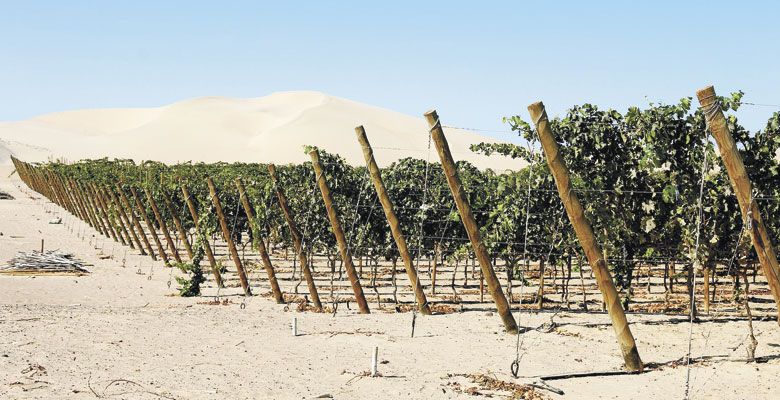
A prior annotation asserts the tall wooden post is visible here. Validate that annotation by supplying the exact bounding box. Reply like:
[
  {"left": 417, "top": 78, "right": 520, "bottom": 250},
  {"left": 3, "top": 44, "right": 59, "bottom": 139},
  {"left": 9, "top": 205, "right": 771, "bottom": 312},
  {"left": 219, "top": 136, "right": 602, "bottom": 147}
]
[
  {"left": 309, "top": 149, "right": 370, "bottom": 314},
  {"left": 697, "top": 85, "right": 780, "bottom": 321},
  {"left": 82, "top": 182, "right": 109, "bottom": 237},
  {"left": 70, "top": 180, "right": 99, "bottom": 231},
  {"left": 529, "top": 101, "right": 643, "bottom": 371},
  {"left": 207, "top": 177, "right": 252, "bottom": 296},
  {"left": 144, "top": 187, "right": 182, "bottom": 263},
  {"left": 68, "top": 179, "right": 90, "bottom": 224},
  {"left": 131, "top": 187, "right": 169, "bottom": 265},
  {"left": 97, "top": 184, "right": 129, "bottom": 246},
  {"left": 118, "top": 186, "right": 157, "bottom": 260},
  {"left": 91, "top": 183, "right": 120, "bottom": 243},
  {"left": 55, "top": 176, "right": 77, "bottom": 216},
  {"left": 425, "top": 110, "right": 517, "bottom": 333},
  {"left": 235, "top": 177, "right": 284, "bottom": 303},
  {"left": 161, "top": 190, "right": 194, "bottom": 261},
  {"left": 355, "top": 126, "right": 432, "bottom": 315},
  {"left": 104, "top": 185, "right": 136, "bottom": 250},
  {"left": 106, "top": 187, "right": 146, "bottom": 255},
  {"left": 268, "top": 164, "right": 323, "bottom": 309},
  {"left": 181, "top": 183, "right": 223, "bottom": 287}
]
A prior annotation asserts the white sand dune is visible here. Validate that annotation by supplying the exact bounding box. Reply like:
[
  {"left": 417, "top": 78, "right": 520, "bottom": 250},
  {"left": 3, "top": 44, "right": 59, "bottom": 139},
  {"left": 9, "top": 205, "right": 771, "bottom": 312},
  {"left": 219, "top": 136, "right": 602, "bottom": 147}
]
[{"left": 0, "top": 91, "right": 520, "bottom": 170}]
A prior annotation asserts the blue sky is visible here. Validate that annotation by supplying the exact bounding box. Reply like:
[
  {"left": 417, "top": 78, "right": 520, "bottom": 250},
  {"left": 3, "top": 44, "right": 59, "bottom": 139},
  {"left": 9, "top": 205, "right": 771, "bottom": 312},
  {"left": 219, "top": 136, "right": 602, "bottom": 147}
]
[{"left": 2, "top": 1, "right": 779, "bottom": 142}]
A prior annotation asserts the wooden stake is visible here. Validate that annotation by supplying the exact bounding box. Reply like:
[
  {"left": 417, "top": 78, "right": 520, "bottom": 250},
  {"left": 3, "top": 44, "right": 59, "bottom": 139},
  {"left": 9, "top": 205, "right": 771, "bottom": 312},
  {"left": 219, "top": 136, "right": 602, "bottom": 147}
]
[
  {"left": 235, "top": 177, "right": 284, "bottom": 303},
  {"left": 309, "top": 149, "right": 370, "bottom": 314},
  {"left": 697, "top": 85, "right": 780, "bottom": 323},
  {"left": 117, "top": 185, "right": 156, "bottom": 259},
  {"left": 81, "top": 182, "right": 109, "bottom": 237},
  {"left": 91, "top": 183, "right": 121, "bottom": 244},
  {"left": 207, "top": 177, "right": 252, "bottom": 296},
  {"left": 131, "top": 187, "right": 169, "bottom": 265},
  {"left": 144, "top": 187, "right": 182, "bottom": 263},
  {"left": 161, "top": 190, "right": 194, "bottom": 261},
  {"left": 355, "top": 126, "right": 432, "bottom": 315},
  {"left": 529, "top": 101, "right": 643, "bottom": 371},
  {"left": 67, "top": 179, "right": 91, "bottom": 227},
  {"left": 425, "top": 110, "right": 517, "bottom": 333},
  {"left": 180, "top": 183, "right": 224, "bottom": 287},
  {"left": 268, "top": 164, "right": 322, "bottom": 310},
  {"left": 100, "top": 187, "right": 135, "bottom": 248},
  {"left": 105, "top": 185, "right": 138, "bottom": 250},
  {"left": 98, "top": 185, "right": 131, "bottom": 246}
]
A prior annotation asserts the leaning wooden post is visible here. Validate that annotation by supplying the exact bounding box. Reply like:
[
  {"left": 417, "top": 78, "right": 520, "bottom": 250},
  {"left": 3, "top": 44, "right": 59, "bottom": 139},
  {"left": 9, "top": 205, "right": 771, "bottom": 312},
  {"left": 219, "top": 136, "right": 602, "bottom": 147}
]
[
  {"left": 55, "top": 176, "right": 78, "bottom": 216},
  {"left": 81, "top": 182, "right": 109, "bottom": 237},
  {"left": 144, "top": 187, "right": 182, "bottom": 263},
  {"left": 425, "top": 110, "right": 517, "bottom": 333},
  {"left": 161, "top": 190, "right": 194, "bottom": 261},
  {"left": 235, "top": 177, "right": 285, "bottom": 303},
  {"left": 131, "top": 187, "right": 170, "bottom": 265},
  {"left": 697, "top": 85, "right": 780, "bottom": 321},
  {"left": 70, "top": 180, "right": 97, "bottom": 230},
  {"left": 268, "top": 164, "right": 323, "bottom": 309},
  {"left": 118, "top": 185, "right": 156, "bottom": 260},
  {"left": 207, "top": 177, "right": 252, "bottom": 296},
  {"left": 105, "top": 185, "right": 136, "bottom": 250},
  {"left": 91, "top": 183, "right": 121, "bottom": 243},
  {"left": 181, "top": 183, "right": 224, "bottom": 287},
  {"left": 67, "top": 179, "right": 90, "bottom": 224},
  {"left": 528, "top": 101, "right": 643, "bottom": 371},
  {"left": 309, "top": 149, "right": 370, "bottom": 314},
  {"left": 355, "top": 126, "right": 432, "bottom": 315},
  {"left": 63, "top": 178, "right": 85, "bottom": 221},
  {"left": 97, "top": 184, "right": 129, "bottom": 246},
  {"left": 106, "top": 187, "right": 146, "bottom": 255}
]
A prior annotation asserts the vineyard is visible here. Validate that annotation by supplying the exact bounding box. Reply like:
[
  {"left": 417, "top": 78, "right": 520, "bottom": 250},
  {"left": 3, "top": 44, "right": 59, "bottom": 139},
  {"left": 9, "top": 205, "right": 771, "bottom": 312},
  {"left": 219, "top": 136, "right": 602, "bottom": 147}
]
[{"left": 8, "top": 86, "right": 780, "bottom": 377}]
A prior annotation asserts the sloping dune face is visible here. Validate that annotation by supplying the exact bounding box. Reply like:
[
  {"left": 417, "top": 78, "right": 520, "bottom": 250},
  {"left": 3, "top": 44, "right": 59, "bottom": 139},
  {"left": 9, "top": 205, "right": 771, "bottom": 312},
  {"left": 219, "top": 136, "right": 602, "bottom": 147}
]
[{"left": 0, "top": 91, "right": 520, "bottom": 170}]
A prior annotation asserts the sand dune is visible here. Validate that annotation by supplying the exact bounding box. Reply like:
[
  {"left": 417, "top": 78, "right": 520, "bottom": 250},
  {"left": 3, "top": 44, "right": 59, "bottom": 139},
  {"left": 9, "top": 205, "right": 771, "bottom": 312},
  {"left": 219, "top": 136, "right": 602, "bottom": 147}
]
[{"left": 0, "top": 91, "right": 520, "bottom": 170}]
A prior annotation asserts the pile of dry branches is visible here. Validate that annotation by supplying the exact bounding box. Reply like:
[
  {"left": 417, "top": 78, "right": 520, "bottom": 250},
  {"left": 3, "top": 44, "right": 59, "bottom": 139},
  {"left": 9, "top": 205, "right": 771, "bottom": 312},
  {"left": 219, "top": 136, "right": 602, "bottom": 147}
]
[{"left": 1, "top": 250, "right": 89, "bottom": 275}]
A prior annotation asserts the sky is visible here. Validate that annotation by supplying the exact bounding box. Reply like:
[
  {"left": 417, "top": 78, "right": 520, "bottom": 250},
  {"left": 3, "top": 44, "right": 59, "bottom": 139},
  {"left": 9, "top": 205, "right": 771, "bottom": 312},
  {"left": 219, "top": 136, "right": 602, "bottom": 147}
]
[{"left": 2, "top": 1, "right": 779, "bottom": 142}]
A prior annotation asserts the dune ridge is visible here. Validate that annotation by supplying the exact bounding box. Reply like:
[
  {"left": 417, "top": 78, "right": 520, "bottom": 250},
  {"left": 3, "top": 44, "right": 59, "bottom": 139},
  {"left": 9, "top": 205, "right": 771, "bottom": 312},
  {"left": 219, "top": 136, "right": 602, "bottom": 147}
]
[{"left": 0, "top": 91, "right": 520, "bottom": 170}]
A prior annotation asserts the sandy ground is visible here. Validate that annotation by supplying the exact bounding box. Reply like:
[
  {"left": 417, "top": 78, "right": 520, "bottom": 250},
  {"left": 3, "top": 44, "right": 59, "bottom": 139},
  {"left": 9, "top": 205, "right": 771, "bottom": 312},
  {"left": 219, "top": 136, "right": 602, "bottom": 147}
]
[{"left": 1, "top": 170, "right": 779, "bottom": 400}]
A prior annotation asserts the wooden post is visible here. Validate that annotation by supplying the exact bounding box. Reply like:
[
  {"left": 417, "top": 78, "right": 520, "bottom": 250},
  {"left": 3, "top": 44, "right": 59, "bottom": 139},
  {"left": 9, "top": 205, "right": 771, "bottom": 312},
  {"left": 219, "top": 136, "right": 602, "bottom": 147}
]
[
  {"left": 71, "top": 180, "right": 99, "bottom": 231},
  {"left": 697, "top": 85, "right": 780, "bottom": 322},
  {"left": 425, "top": 110, "right": 517, "bottom": 333},
  {"left": 355, "top": 126, "right": 432, "bottom": 315},
  {"left": 67, "top": 179, "right": 91, "bottom": 224},
  {"left": 98, "top": 185, "right": 130, "bottom": 246},
  {"left": 180, "top": 184, "right": 223, "bottom": 283},
  {"left": 161, "top": 190, "right": 194, "bottom": 261},
  {"left": 91, "top": 183, "right": 121, "bottom": 243},
  {"left": 105, "top": 185, "right": 138, "bottom": 250},
  {"left": 268, "top": 164, "right": 323, "bottom": 309},
  {"left": 144, "top": 187, "right": 182, "bottom": 263},
  {"left": 81, "top": 182, "right": 109, "bottom": 237},
  {"left": 118, "top": 185, "right": 156, "bottom": 260},
  {"left": 235, "top": 177, "right": 284, "bottom": 304},
  {"left": 309, "top": 149, "right": 370, "bottom": 314},
  {"left": 207, "top": 177, "right": 252, "bottom": 296},
  {"left": 106, "top": 187, "right": 146, "bottom": 255},
  {"left": 528, "top": 101, "right": 643, "bottom": 371},
  {"left": 131, "top": 187, "right": 169, "bottom": 265},
  {"left": 181, "top": 183, "right": 224, "bottom": 287},
  {"left": 703, "top": 264, "right": 711, "bottom": 315},
  {"left": 54, "top": 176, "right": 77, "bottom": 216}
]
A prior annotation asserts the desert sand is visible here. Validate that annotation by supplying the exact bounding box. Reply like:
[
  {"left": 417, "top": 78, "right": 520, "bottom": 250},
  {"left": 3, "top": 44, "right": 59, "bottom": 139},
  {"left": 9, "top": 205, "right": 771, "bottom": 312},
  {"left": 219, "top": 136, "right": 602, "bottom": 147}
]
[
  {"left": 1, "top": 159, "right": 779, "bottom": 399},
  {"left": 0, "top": 91, "right": 519, "bottom": 171}
]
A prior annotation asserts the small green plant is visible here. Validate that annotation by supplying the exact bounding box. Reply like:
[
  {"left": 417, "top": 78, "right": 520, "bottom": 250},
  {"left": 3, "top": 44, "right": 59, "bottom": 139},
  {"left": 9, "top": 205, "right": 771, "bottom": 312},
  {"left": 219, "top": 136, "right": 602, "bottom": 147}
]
[
  {"left": 175, "top": 223, "right": 207, "bottom": 297},
  {"left": 175, "top": 260, "right": 204, "bottom": 297}
]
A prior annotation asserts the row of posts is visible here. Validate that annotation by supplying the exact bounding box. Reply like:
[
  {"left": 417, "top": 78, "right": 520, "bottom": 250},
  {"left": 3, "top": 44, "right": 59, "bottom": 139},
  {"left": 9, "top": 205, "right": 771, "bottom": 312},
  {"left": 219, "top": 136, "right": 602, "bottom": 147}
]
[{"left": 11, "top": 85, "right": 779, "bottom": 373}]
